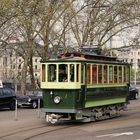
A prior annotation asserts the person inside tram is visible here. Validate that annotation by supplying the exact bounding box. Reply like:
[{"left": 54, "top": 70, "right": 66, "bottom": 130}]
[
  {"left": 70, "top": 64, "right": 74, "bottom": 82},
  {"left": 59, "top": 69, "right": 67, "bottom": 82}
]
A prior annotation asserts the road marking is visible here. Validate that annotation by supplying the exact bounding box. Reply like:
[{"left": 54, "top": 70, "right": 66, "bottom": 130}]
[{"left": 96, "top": 132, "right": 134, "bottom": 138}]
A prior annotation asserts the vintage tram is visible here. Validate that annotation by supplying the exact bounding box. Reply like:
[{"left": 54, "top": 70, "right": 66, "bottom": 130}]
[{"left": 41, "top": 52, "right": 130, "bottom": 124}]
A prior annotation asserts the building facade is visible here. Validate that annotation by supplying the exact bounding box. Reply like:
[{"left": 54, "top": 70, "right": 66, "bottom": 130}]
[
  {"left": 115, "top": 46, "right": 140, "bottom": 81},
  {"left": 115, "top": 47, "right": 140, "bottom": 70},
  {"left": 0, "top": 41, "right": 42, "bottom": 88}
]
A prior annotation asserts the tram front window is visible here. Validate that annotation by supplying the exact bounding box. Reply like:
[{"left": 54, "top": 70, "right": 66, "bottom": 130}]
[
  {"left": 47, "top": 63, "right": 80, "bottom": 83},
  {"left": 59, "top": 64, "right": 68, "bottom": 82},
  {"left": 70, "top": 64, "right": 74, "bottom": 82},
  {"left": 48, "top": 64, "right": 56, "bottom": 82}
]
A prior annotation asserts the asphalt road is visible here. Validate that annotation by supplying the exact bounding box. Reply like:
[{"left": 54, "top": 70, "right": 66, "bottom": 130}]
[{"left": 0, "top": 99, "right": 140, "bottom": 140}]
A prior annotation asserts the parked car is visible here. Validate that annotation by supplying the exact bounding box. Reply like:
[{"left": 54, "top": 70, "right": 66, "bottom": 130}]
[
  {"left": 129, "top": 84, "right": 139, "bottom": 100},
  {"left": 0, "top": 87, "right": 16, "bottom": 110},
  {"left": 17, "top": 89, "right": 43, "bottom": 109}
]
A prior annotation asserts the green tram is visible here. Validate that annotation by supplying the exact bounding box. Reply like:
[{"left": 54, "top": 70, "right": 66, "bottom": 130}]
[{"left": 41, "top": 52, "right": 130, "bottom": 124}]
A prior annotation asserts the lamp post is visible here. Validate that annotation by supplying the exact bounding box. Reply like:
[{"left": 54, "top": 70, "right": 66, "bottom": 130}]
[{"left": 134, "top": 58, "right": 137, "bottom": 85}]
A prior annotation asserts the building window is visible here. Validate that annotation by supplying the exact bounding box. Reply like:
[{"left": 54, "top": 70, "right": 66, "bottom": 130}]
[
  {"left": 35, "top": 59, "right": 37, "bottom": 62},
  {"left": 13, "top": 64, "right": 15, "bottom": 69},
  {"left": 138, "top": 59, "right": 140, "bottom": 67},
  {"left": 3, "top": 57, "right": 7, "bottom": 66},
  {"left": 18, "top": 64, "right": 21, "bottom": 69},
  {"left": 35, "top": 65, "right": 37, "bottom": 70},
  {"left": 19, "top": 72, "right": 21, "bottom": 76}
]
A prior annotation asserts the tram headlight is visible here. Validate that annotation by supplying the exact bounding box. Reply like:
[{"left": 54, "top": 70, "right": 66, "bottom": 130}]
[{"left": 54, "top": 96, "right": 61, "bottom": 104}]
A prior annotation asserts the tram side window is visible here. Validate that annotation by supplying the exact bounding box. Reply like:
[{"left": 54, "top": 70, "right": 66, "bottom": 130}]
[
  {"left": 103, "top": 65, "right": 108, "bottom": 83},
  {"left": 76, "top": 64, "right": 80, "bottom": 82},
  {"left": 92, "top": 65, "right": 97, "bottom": 84},
  {"left": 114, "top": 66, "right": 118, "bottom": 83},
  {"left": 119, "top": 66, "right": 122, "bottom": 83},
  {"left": 81, "top": 64, "right": 85, "bottom": 84},
  {"left": 59, "top": 64, "right": 68, "bottom": 82},
  {"left": 98, "top": 65, "right": 102, "bottom": 83},
  {"left": 48, "top": 64, "right": 56, "bottom": 82},
  {"left": 86, "top": 64, "right": 91, "bottom": 84},
  {"left": 124, "top": 66, "right": 129, "bottom": 82},
  {"left": 109, "top": 66, "right": 113, "bottom": 83},
  {"left": 42, "top": 64, "right": 46, "bottom": 82}
]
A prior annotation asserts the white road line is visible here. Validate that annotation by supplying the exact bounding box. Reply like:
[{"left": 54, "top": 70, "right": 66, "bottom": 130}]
[{"left": 96, "top": 132, "right": 134, "bottom": 138}]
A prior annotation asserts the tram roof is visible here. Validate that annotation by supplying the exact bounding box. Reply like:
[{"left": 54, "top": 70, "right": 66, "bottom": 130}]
[
  {"left": 43, "top": 52, "right": 117, "bottom": 61},
  {"left": 41, "top": 52, "right": 129, "bottom": 65},
  {"left": 59, "top": 52, "right": 117, "bottom": 61}
]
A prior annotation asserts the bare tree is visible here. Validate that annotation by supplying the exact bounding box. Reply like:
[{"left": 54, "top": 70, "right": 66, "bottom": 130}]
[
  {"left": 69, "top": 0, "right": 140, "bottom": 52},
  {"left": 0, "top": 0, "right": 17, "bottom": 46},
  {"left": 1, "top": 0, "right": 140, "bottom": 95}
]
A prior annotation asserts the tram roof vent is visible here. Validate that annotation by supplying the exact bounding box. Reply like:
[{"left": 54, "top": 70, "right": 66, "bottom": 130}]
[{"left": 59, "top": 52, "right": 117, "bottom": 61}]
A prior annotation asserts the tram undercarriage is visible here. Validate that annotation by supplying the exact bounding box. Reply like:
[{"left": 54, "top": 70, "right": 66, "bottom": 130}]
[{"left": 45, "top": 103, "right": 127, "bottom": 124}]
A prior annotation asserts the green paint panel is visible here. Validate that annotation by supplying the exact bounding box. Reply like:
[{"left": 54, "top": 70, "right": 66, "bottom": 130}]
[
  {"left": 43, "top": 89, "right": 80, "bottom": 109},
  {"left": 85, "top": 98, "right": 126, "bottom": 108},
  {"left": 86, "top": 86, "right": 128, "bottom": 101}
]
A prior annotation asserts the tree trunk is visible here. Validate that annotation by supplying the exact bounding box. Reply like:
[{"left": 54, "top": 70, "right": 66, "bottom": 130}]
[
  {"left": 20, "top": 59, "right": 28, "bottom": 95},
  {"left": 29, "top": 55, "right": 36, "bottom": 91}
]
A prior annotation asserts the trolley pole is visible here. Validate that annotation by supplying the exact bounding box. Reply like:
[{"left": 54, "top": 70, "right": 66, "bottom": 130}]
[
  {"left": 134, "top": 60, "right": 137, "bottom": 85},
  {"left": 37, "top": 98, "right": 40, "bottom": 118},
  {"left": 14, "top": 99, "right": 18, "bottom": 121}
]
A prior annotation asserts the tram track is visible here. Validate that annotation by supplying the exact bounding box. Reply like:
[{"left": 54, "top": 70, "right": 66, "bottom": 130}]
[
  {"left": 0, "top": 122, "right": 82, "bottom": 140},
  {"left": 0, "top": 114, "right": 140, "bottom": 140},
  {"left": 0, "top": 102, "right": 139, "bottom": 140},
  {"left": 22, "top": 116, "right": 140, "bottom": 140},
  {"left": 23, "top": 124, "right": 80, "bottom": 140},
  {"left": 6, "top": 113, "right": 140, "bottom": 140},
  {"left": 0, "top": 124, "right": 47, "bottom": 139}
]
